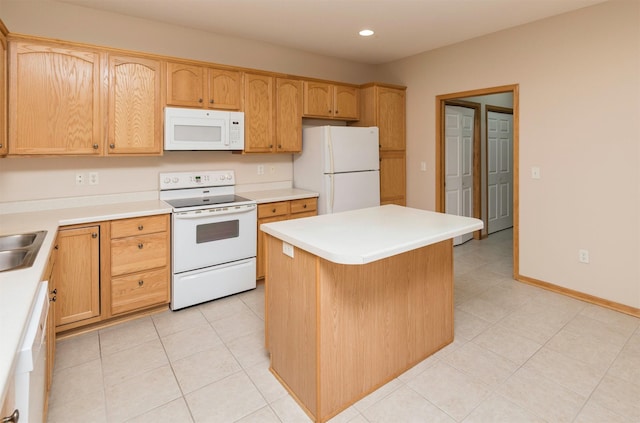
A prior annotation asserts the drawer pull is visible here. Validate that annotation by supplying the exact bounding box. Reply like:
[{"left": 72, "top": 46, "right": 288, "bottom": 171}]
[
  {"left": 138, "top": 280, "right": 144, "bottom": 287},
  {"left": 138, "top": 225, "right": 144, "bottom": 231},
  {"left": 92, "top": 233, "right": 98, "bottom": 239},
  {"left": 272, "top": 208, "right": 276, "bottom": 213},
  {"left": 138, "top": 243, "right": 144, "bottom": 249},
  {"left": 2, "top": 409, "right": 19, "bottom": 423},
  {"left": 303, "top": 204, "right": 307, "bottom": 208}
]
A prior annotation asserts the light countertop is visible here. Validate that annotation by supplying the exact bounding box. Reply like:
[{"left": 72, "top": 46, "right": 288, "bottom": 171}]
[
  {"left": 240, "top": 188, "right": 318, "bottom": 204},
  {"left": 0, "top": 200, "right": 172, "bottom": 405},
  {"left": 260, "top": 205, "right": 484, "bottom": 265}
]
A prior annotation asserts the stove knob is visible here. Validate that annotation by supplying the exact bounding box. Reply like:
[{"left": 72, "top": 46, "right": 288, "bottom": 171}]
[
  {"left": 172, "top": 177, "right": 179, "bottom": 183},
  {"left": 163, "top": 177, "right": 171, "bottom": 184},
  {"left": 219, "top": 175, "right": 225, "bottom": 181},
  {"left": 226, "top": 174, "right": 232, "bottom": 180}
]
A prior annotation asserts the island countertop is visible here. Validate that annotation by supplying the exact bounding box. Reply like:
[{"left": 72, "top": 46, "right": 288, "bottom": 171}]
[{"left": 260, "top": 204, "right": 484, "bottom": 265}]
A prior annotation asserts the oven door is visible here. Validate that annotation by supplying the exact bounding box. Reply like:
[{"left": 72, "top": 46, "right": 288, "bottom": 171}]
[{"left": 172, "top": 204, "right": 257, "bottom": 274}]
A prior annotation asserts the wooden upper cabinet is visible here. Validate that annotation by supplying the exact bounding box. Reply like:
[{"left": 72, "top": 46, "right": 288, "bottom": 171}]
[
  {"left": 166, "top": 61, "right": 241, "bottom": 110},
  {"left": 376, "top": 86, "right": 406, "bottom": 151},
  {"left": 9, "top": 41, "right": 102, "bottom": 155},
  {"left": 275, "top": 78, "right": 303, "bottom": 153},
  {"left": 244, "top": 72, "right": 274, "bottom": 153},
  {"left": 303, "top": 81, "right": 359, "bottom": 120},
  {"left": 0, "top": 21, "right": 7, "bottom": 156},
  {"left": 108, "top": 55, "right": 162, "bottom": 155}
]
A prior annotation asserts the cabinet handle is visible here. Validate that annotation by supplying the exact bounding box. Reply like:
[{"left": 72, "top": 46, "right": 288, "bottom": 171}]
[
  {"left": 198, "top": 98, "right": 203, "bottom": 103},
  {"left": 138, "top": 225, "right": 144, "bottom": 231},
  {"left": 138, "top": 243, "right": 144, "bottom": 249},
  {"left": 2, "top": 409, "right": 19, "bottom": 423},
  {"left": 93, "top": 144, "right": 99, "bottom": 150},
  {"left": 138, "top": 280, "right": 144, "bottom": 287},
  {"left": 110, "top": 143, "right": 115, "bottom": 149},
  {"left": 91, "top": 233, "right": 98, "bottom": 239}
]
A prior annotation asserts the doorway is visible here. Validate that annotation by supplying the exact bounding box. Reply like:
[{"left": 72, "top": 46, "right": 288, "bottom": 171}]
[{"left": 436, "top": 84, "right": 519, "bottom": 276}]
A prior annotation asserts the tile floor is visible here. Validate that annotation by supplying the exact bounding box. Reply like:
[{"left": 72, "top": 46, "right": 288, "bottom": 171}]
[{"left": 47, "top": 229, "right": 640, "bottom": 422}]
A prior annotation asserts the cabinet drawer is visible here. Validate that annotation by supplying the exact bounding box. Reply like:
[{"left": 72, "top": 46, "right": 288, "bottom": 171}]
[
  {"left": 258, "top": 201, "right": 289, "bottom": 218},
  {"left": 111, "top": 267, "right": 169, "bottom": 315},
  {"left": 290, "top": 198, "right": 317, "bottom": 214},
  {"left": 111, "top": 232, "right": 168, "bottom": 276},
  {"left": 111, "top": 214, "right": 168, "bottom": 238}
]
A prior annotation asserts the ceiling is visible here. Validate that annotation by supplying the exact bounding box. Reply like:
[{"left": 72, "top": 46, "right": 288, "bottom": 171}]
[{"left": 56, "top": 0, "right": 605, "bottom": 65}]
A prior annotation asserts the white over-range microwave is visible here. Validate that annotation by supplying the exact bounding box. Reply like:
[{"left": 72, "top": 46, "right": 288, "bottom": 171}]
[{"left": 164, "top": 107, "right": 245, "bottom": 151}]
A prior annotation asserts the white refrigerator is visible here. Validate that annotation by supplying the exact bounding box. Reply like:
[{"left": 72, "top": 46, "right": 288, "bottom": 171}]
[{"left": 293, "top": 126, "right": 380, "bottom": 215}]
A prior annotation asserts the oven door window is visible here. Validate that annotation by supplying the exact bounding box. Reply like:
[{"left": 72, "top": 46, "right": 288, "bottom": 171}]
[{"left": 196, "top": 220, "right": 239, "bottom": 243}]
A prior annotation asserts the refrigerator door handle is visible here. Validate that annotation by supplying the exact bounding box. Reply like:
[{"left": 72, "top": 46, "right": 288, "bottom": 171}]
[
  {"left": 327, "top": 129, "right": 335, "bottom": 174},
  {"left": 329, "top": 173, "right": 334, "bottom": 213}
]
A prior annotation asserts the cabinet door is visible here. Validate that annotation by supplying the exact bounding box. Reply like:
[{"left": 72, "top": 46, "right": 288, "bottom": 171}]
[
  {"left": 166, "top": 62, "right": 205, "bottom": 107},
  {"left": 55, "top": 226, "right": 100, "bottom": 327},
  {"left": 244, "top": 73, "right": 274, "bottom": 153},
  {"left": 275, "top": 78, "right": 302, "bottom": 153},
  {"left": 108, "top": 55, "right": 162, "bottom": 155},
  {"left": 257, "top": 214, "right": 289, "bottom": 279},
  {"left": 303, "top": 81, "right": 332, "bottom": 118},
  {"left": 377, "top": 86, "right": 406, "bottom": 151},
  {"left": 333, "top": 85, "right": 359, "bottom": 120},
  {"left": 380, "top": 150, "right": 406, "bottom": 206},
  {"left": 0, "top": 25, "right": 6, "bottom": 156},
  {"left": 208, "top": 68, "right": 241, "bottom": 110},
  {"left": 9, "top": 42, "right": 102, "bottom": 155}
]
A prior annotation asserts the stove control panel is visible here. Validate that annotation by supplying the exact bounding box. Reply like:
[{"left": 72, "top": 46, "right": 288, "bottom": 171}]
[{"left": 159, "top": 170, "right": 235, "bottom": 190}]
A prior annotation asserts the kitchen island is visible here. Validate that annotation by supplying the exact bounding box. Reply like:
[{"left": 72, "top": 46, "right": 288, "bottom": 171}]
[{"left": 260, "top": 205, "right": 483, "bottom": 422}]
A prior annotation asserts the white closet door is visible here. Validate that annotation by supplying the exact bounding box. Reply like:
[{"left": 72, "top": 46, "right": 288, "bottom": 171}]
[{"left": 487, "top": 111, "right": 514, "bottom": 234}]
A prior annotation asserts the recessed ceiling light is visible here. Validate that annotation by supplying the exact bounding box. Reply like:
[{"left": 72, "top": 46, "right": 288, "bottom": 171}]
[{"left": 359, "top": 29, "right": 374, "bottom": 37}]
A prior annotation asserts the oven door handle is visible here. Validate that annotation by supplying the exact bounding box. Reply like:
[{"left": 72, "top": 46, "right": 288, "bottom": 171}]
[{"left": 174, "top": 205, "right": 256, "bottom": 219}]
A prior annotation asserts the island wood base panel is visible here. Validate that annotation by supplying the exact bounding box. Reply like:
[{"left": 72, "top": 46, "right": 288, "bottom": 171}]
[{"left": 265, "top": 235, "right": 454, "bottom": 422}]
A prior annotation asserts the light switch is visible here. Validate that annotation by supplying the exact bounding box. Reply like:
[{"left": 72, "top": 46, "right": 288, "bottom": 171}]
[
  {"left": 531, "top": 166, "right": 541, "bottom": 179},
  {"left": 420, "top": 162, "right": 427, "bottom": 172}
]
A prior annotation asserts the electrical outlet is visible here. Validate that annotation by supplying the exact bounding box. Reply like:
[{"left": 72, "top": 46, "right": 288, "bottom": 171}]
[
  {"left": 75, "top": 173, "right": 84, "bottom": 185},
  {"left": 531, "top": 166, "right": 541, "bottom": 179},
  {"left": 89, "top": 172, "right": 99, "bottom": 185},
  {"left": 269, "top": 166, "right": 275, "bottom": 174},
  {"left": 282, "top": 242, "right": 294, "bottom": 258},
  {"left": 420, "top": 162, "right": 427, "bottom": 171},
  {"left": 578, "top": 249, "right": 590, "bottom": 264},
  {"left": 257, "top": 165, "right": 264, "bottom": 175}
]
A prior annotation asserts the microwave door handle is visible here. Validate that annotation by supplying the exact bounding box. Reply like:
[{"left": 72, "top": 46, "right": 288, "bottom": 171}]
[{"left": 174, "top": 206, "right": 256, "bottom": 219}]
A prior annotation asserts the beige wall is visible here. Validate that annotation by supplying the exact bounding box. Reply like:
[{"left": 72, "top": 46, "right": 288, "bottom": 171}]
[
  {"left": 379, "top": 0, "right": 640, "bottom": 308},
  {"left": 0, "top": 0, "right": 378, "bottom": 204}
]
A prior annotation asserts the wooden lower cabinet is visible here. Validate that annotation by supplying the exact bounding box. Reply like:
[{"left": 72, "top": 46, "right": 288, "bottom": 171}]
[
  {"left": 54, "top": 214, "right": 170, "bottom": 335},
  {"left": 54, "top": 225, "right": 100, "bottom": 329},
  {"left": 109, "top": 214, "right": 170, "bottom": 316},
  {"left": 380, "top": 150, "right": 406, "bottom": 206},
  {"left": 256, "top": 197, "right": 317, "bottom": 279}
]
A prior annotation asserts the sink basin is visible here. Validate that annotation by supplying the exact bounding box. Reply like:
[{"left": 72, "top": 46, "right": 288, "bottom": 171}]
[
  {"left": 0, "top": 250, "right": 29, "bottom": 272},
  {"left": 0, "top": 230, "right": 47, "bottom": 272}
]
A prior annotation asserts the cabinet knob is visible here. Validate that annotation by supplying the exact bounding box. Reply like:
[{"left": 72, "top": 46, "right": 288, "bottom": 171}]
[
  {"left": 138, "top": 280, "right": 144, "bottom": 287},
  {"left": 269, "top": 144, "right": 273, "bottom": 148},
  {"left": 2, "top": 409, "right": 19, "bottom": 423},
  {"left": 93, "top": 144, "right": 99, "bottom": 150},
  {"left": 271, "top": 208, "right": 276, "bottom": 213},
  {"left": 138, "top": 243, "right": 144, "bottom": 249},
  {"left": 54, "top": 244, "right": 59, "bottom": 250},
  {"left": 198, "top": 98, "right": 203, "bottom": 103},
  {"left": 51, "top": 288, "right": 57, "bottom": 295},
  {"left": 303, "top": 204, "right": 307, "bottom": 208},
  {"left": 91, "top": 233, "right": 98, "bottom": 238},
  {"left": 50, "top": 296, "right": 56, "bottom": 302},
  {"left": 138, "top": 225, "right": 144, "bottom": 231},
  {"left": 328, "top": 110, "right": 332, "bottom": 113},
  {"left": 110, "top": 143, "right": 115, "bottom": 149},
  {"left": 278, "top": 144, "right": 282, "bottom": 149},
  {"left": 335, "top": 110, "right": 339, "bottom": 114},
  {"left": 209, "top": 99, "right": 214, "bottom": 104},
  {"left": 0, "top": 144, "right": 3, "bottom": 148}
]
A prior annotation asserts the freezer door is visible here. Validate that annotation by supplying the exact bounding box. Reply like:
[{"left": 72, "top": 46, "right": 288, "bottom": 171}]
[
  {"left": 321, "top": 171, "right": 380, "bottom": 214},
  {"left": 324, "top": 126, "right": 380, "bottom": 173}
]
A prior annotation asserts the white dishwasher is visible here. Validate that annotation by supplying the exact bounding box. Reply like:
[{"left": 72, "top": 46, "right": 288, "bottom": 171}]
[{"left": 15, "top": 281, "right": 49, "bottom": 423}]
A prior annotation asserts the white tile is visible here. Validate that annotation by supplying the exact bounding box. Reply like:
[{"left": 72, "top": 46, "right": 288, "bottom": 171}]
[
  {"left": 185, "top": 371, "right": 267, "bottom": 422},
  {"left": 354, "top": 377, "right": 403, "bottom": 413},
  {"left": 47, "top": 384, "right": 107, "bottom": 423},
  {"left": 171, "top": 343, "right": 242, "bottom": 394},
  {"left": 270, "top": 394, "right": 314, "bottom": 422},
  {"left": 105, "top": 365, "right": 182, "bottom": 422},
  {"left": 161, "top": 322, "right": 223, "bottom": 362},
  {"left": 199, "top": 295, "right": 253, "bottom": 323},
  {"left": 471, "top": 324, "right": 541, "bottom": 366},
  {"left": 442, "top": 342, "right": 519, "bottom": 388},
  {"left": 406, "top": 361, "right": 491, "bottom": 421},
  {"left": 225, "top": 328, "right": 270, "bottom": 368},
  {"left": 210, "top": 309, "right": 264, "bottom": 343},
  {"left": 326, "top": 406, "right": 362, "bottom": 423},
  {"left": 49, "top": 358, "right": 103, "bottom": 406},
  {"left": 545, "top": 325, "right": 622, "bottom": 371},
  {"left": 125, "top": 398, "right": 194, "bottom": 423},
  {"left": 573, "top": 400, "right": 632, "bottom": 423},
  {"left": 102, "top": 338, "right": 168, "bottom": 387},
  {"left": 497, "top": 367, "right": 586, "bottom": 422},
  {"left": 245, "top": 361, "right": 289, "bottom": 403},
  {"left": 99, "top": 316, "right": 159, "bottom": 356},
  {"left": 361, "top": 385, "right": 455, "bottom": 423},
  {"left": 457, "top": 297, "right": 511, "bottom": 323},
  {"left": 53, "top": 331, "right": 100, "bottom": 373},
  {"left": 235, "top": 406, "right": 282, "bottom": 423},
  {"left": 589, "top": 374, "right": 640, "bottom": 421},
  {"left": 152, "top": 306, "right": 208, "bottom": 337},
  {"left": 454, "top": 309, "right": 492, "bottom": 341},
  {"left": 462, "top": 392, "right": 545, "bottom": 423}
]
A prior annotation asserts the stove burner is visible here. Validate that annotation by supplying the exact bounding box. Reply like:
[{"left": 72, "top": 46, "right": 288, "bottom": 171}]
[{"left": 164, "top": 194, "right": 251, "bottom": 209}]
